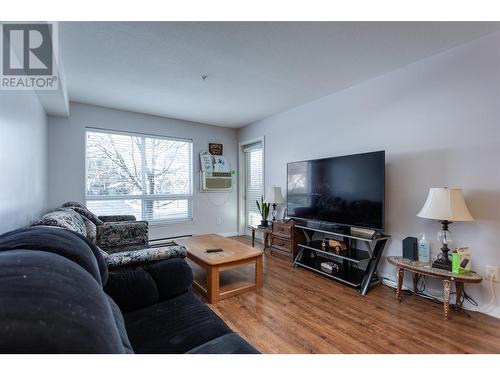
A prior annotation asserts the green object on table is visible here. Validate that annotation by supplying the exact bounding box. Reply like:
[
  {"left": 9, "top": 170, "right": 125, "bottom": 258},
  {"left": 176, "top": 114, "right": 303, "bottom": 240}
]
[
  {"left": 452, "top": 252, "right": 460, "bottom": 274},
  {"left": 451, "top": 250, "right": 472, "bottom": 274}
]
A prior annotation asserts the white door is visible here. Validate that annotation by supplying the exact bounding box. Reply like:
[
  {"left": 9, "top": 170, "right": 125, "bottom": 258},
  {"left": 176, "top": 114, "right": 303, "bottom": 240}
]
[{"left": 244, "top": 142, "right": 264, "bottom": 232}]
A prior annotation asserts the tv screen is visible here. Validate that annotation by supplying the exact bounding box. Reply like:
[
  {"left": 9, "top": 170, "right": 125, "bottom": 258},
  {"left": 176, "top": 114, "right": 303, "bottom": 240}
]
[{"left": 287, "top": 151, "right": 385, "bottom": 231}]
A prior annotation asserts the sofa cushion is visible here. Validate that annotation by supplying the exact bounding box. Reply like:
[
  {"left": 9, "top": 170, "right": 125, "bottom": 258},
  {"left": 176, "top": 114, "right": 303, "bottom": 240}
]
[
  {"left": 32, "top": 208, "right": 87, "bottom": 237},
  {"left": 124, "top": 292, "right": 231, "bottom": 354},
  {"left": 186, "top": 333, "right": 259, "bottom": 354},
  {"left": 0, "top": 226, "right": 107, "bottom": 286},
  {"left": 105, "top": 269, "right": 160, "bottom": 313},
  {"left": 143, "top": 258, "right": 193, "bottom": 301},
  {"left": 0, "top": 250, "right": 125, "bottom": 353}
]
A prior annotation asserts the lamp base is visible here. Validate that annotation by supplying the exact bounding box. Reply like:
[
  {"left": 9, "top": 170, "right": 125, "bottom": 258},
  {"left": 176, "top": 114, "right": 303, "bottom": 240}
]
[
  {"left": 271, "top": 203, "right": 277, "bottom": 221},
  {"left": 432, "top": 256, "right": 452, "bottom": 271}
]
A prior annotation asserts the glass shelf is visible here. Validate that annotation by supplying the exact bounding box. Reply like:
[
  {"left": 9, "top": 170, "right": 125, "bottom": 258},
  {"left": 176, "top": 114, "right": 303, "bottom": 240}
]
[
  {"left": 298, "top": 240, "right": 370, "bottom": 263},
  {"left": 294, "top": 254, "right": 378, "bottom": 288}
]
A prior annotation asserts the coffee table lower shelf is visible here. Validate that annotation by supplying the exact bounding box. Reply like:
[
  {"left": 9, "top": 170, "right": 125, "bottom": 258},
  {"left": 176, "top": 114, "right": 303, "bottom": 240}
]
[
  {"left": 190, "top": 258, "right": 263, "bottom": 304},
  {"left": 192, "top": 277, "right": 259, "bottom": 303}
]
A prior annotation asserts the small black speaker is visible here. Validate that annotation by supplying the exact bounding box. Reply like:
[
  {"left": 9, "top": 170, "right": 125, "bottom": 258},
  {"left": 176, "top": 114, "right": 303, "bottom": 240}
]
[{"left": 402, "top": 237, "right": 418, "bottom": 260}]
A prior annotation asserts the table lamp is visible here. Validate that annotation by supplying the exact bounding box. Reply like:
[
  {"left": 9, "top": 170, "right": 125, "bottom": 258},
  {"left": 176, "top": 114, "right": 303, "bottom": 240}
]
[
  {"left": 265, "top": 186, "right": 285, "bottom": 221},
  {"left": 417, "top": 187, "right": 474, "bottom": 271}
]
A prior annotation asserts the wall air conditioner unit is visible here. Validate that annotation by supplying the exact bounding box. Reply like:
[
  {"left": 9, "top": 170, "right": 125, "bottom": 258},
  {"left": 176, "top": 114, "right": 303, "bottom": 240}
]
[{"left": 200, "top": 171, "right": 232, "bottom": 192}]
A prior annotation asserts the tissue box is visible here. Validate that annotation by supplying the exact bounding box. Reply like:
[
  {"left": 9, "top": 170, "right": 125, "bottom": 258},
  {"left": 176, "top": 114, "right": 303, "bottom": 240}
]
[{"left": 452, "top": 247, "right": 471, "bottom": 274}]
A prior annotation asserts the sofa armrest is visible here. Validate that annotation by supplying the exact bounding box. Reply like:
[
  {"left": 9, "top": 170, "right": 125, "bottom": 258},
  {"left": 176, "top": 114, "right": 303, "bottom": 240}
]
[
  {"left": 98, "top": 215, "right": 137, "bottom": 222},
  {"left": 106, "top": 245, "right": 187, "bottom": 269},
  {"left": 97, "top": 221, "right": 148, "bottom": 251},
  {"left": 104, "top": 258, "right": 193, "bottom": 312},
  {"left": 143, "top": 258, "right": 193, "bottom": 301}
]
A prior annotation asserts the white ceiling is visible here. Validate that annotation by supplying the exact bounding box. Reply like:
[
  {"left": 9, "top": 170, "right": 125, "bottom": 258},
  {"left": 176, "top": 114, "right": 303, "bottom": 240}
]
[{"left": 59, "top": 22, "right": 500, "bottom": 127}]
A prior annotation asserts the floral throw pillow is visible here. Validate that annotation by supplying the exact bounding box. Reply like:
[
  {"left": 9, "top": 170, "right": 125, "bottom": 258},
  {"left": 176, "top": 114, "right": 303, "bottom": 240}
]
[
  {"left": 32, "top": 208, "right": 88, "bottom": 237},
  {"left": 69, "top": 206, "right": 104, "bottom": 226}
]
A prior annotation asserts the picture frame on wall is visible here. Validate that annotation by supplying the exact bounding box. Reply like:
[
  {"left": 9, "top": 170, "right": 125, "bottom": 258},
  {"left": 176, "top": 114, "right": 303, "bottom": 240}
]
[{"left": 209, "top": 143, "right": 223, "bottom": 155}]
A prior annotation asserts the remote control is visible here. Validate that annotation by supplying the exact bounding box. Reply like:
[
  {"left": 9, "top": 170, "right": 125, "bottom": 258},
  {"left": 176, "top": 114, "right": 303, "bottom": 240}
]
[{"left": 206, "top": 248, "right": 224, "bottom": 253}]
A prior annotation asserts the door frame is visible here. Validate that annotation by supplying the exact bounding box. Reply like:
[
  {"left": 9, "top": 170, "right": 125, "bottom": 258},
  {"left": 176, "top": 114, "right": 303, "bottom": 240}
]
[{"left": 237, "top": 136, "right": 265, "bottom": 236}]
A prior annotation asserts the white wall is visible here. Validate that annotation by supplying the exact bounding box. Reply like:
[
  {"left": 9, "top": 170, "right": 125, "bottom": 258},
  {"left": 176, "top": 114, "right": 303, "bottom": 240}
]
[
  {"left": 48, "top": 102, "right": 238, "bottom": 239},
  {"left": 0, "top": 90, "right": 48, "bottom": 235},
  {"left": 239, "top": 31, "right": 500, "bottom": 317}
]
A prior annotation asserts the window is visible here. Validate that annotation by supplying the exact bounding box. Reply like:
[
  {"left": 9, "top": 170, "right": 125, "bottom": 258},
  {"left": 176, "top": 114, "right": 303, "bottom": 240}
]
[
  {"left": 244, "top": 141, "right": 264, "bottom": 227},
  {"left": 86, "top": 129, "right": 193, "bottom": 223}
]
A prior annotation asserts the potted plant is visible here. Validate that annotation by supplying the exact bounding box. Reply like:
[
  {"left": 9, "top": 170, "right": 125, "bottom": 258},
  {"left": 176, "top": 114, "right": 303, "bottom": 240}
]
[{"left": 256, "top": 195, "right": 270, "bottom": 227}]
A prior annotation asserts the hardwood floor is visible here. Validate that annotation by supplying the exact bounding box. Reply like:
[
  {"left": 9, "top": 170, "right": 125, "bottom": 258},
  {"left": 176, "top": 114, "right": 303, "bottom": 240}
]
[{"left": 195, "top": 235, "right": 500, "bottom": 354}]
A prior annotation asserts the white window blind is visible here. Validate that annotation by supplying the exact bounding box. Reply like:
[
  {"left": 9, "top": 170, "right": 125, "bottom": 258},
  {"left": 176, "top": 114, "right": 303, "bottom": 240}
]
[
  {"left": 85, "top": 129, "right": 193, "bottom": 223},
  {"left": 244, "top": 142, "right": 264, "bottom": 227}
]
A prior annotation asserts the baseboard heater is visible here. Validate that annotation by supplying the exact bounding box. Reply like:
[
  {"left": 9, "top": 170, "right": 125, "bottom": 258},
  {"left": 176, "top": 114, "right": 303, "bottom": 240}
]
[{"left": 149, "top": 234, "right": 192, "bottom": 247}]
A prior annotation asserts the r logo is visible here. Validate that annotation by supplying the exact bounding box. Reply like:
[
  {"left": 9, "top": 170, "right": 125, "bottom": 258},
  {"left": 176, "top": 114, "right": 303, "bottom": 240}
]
[{"left": 2, "top": 23, "right": 53, "bottom": 76}]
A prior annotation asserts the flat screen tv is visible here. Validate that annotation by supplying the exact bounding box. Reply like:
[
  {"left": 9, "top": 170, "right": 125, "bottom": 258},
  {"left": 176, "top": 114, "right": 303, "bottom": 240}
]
[{"left": 287, "top": 151, "right": 385, "bottom": 231}]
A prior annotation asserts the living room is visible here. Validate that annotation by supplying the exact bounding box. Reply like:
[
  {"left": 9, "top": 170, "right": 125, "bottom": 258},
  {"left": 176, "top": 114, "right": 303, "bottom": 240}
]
[{"left": 1, "top": 0, "right": 500, "bottom": 372}]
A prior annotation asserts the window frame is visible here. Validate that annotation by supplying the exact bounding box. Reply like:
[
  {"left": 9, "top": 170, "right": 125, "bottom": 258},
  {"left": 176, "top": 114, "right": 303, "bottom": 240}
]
[
  {"left": 85, "top": 127, "right": 194, "bottom": 224},
  {"left": 244, "top": 142, "right": 264, "bottom": 228}
]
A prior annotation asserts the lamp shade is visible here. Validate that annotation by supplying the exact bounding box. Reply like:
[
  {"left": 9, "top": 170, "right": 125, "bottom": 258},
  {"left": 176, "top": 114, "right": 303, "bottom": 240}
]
[
  {"left": 417, "top": 188, "right": 474, "bottom": 222},
  {"left": 265, "top": 186, "right": 285, "bottom": 204}
]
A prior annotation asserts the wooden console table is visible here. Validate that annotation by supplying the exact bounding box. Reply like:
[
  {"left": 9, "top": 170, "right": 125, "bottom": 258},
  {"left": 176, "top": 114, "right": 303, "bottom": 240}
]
[
  {"left": 387, "top": 256, "right": 482, "bottom": 320},
  {"left": 269, "top": 220, "right": 304, "bottom": 258},
  {"left": 249, "top": 220, "right": 305, "bottom": 259},
  {"left": 248, "top": 224, "right": 270, "bottom": 250}
]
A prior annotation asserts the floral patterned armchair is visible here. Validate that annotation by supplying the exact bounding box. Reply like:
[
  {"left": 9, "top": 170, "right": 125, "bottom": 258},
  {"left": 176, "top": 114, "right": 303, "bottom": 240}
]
[
  {"left": 32, "top": 202, "right": 148, "bottom": 252},
  {"left": 32, "top": 202, "right": 187, "bottom": 268},
  {"left": 65, "top": 202, "right": 149, "bottom": 252}
]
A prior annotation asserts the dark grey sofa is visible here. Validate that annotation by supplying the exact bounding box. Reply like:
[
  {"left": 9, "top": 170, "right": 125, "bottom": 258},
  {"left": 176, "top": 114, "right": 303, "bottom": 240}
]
[{"left": 0, "top": 226, "right": 259, "bottom": 354}]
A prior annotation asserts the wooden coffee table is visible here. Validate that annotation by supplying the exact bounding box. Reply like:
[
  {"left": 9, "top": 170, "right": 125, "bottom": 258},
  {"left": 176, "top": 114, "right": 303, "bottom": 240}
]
[{"left": 176, "top": 234, "right": 263, "bottom": 304}]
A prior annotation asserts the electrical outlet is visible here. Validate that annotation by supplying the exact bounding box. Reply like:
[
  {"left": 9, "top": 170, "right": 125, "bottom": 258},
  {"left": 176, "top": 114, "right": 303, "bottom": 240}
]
[{"left": 485, "top": 266, "right": 499, "bottom": 282}]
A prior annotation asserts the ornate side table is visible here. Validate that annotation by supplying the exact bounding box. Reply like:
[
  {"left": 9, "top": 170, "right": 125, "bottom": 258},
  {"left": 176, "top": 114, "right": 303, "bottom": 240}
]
[{"left": 387, "top": 256, "right": 482, "bottom": 319}]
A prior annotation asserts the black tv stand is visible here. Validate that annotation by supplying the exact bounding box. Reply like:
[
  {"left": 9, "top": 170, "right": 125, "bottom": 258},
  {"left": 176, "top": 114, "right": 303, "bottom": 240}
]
[
  {"left": 293, "top": 223, "right": 390, "bottom": 295},
  {"left": 314, "top": 222, "right": 350, "bottom": 234}
]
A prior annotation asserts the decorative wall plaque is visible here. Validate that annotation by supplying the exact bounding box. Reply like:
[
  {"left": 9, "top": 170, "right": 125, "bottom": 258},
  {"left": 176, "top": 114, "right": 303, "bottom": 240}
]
[{"left": 209, "top": 143, "right": 223, "bottom": 155}]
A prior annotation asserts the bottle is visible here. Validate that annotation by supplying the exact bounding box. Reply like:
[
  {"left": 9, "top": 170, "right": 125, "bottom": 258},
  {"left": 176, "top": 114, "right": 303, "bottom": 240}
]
[{"left": 418, "top": 233, "right": 430, "bottom": 263}]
